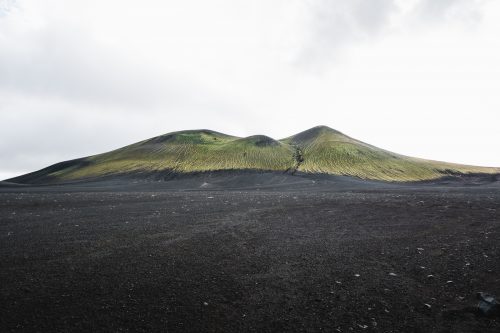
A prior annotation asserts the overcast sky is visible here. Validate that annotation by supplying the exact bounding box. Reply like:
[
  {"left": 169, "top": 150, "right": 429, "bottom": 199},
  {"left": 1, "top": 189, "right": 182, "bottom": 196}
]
[{"left": 1, "top": 0, "right": 499, "bottom": 180}]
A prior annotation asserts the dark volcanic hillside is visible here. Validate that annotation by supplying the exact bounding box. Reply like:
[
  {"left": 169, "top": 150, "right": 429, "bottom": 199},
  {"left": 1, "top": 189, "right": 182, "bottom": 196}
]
[{"left": 8, "top": 126, "right": 500, "bottom": 184}]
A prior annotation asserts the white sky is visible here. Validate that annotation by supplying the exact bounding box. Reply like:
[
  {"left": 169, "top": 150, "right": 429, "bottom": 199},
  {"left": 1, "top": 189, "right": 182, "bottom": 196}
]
[{"left": 1, "top": 0, "right": 499, "bottom": 180}]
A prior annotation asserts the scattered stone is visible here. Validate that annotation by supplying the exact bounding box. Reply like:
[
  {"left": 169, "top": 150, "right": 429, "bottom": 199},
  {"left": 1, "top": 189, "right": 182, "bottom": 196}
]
[
  {"left": 203, "top": 302, "right": 209, "bottom": 306},
  {"left": 427, "top": 274, "right": 434, "bottom": 279},
  {"left": 424, "top": 303, "right": 432, "bottom": 310},
  {"left": 335, "top": 280, "right": 342, "bottom": 284},
  {"left": 446, "top": 280, "right": 454, "bottom": 284},
  {"left": 354, "top": 274, "right": 360, "bottom": 277},
  {"left": 477, "top": 292, "right": 499, "bottom": 316},
  {"left": 388, "top": 272, "right": 397, "bottom": 277},
  {"left": 417, "top": 248, "right": 424, "bottom": 251},
  {"left": 357, "top": 324, "right": 368, "bottom": 329}
]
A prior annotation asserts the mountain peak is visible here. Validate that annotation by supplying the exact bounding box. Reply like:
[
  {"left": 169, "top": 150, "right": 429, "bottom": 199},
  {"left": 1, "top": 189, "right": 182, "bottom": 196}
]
[
  {"left": 238, "top": 135, "right": 280, "bottom": 147},
  {"left": 311, "top": 125, "right": 337, "bottom": 131},
  {"left": 7, "top": 126, "right": 500, "bottom": 184},
  {"left": 305, "top": 125, "right": 342, "bottom": 135},
  {"left": 284, "top": 125, "right": 343, "bottom": 145},
  {"left": 144, "top": 129, "right": 235, "bottom": 145}
]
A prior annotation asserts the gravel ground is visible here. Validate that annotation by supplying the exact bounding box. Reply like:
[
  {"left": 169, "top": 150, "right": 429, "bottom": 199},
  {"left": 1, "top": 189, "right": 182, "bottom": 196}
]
[{"left": 1, "top": 180, "right": 499, "bottom": 332}]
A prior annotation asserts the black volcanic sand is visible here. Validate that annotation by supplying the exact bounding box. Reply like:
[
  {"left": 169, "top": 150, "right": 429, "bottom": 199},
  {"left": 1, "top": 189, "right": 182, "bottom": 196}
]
[{"left": 1, "top": 174, "right": 500, "bottom": 332}]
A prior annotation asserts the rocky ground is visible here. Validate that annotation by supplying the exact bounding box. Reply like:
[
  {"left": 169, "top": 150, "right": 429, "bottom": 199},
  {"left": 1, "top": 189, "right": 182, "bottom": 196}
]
[{"left": 1, "top": 176, "right": 499, "bottom": 332}]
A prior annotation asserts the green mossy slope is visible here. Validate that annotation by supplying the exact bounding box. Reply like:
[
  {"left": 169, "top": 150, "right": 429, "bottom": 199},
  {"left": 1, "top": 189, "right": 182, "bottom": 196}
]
[
  {"left": 10, "top": 126, "right": 500, "bottom": 183},
  {"left": 282, "top": 126, "right": 499, "bottom": 181},
  {"left": 50, "top": 130, "right": 295, "bottom": 180}
]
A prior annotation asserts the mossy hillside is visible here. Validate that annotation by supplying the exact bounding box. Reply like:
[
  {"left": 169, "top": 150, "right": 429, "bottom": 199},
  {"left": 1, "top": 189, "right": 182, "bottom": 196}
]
[
  {"left": 51, "top": 131, "right": 295, "bottom": 180},
  {"left": 16, "top": 126, "right": 500, "bottom": 183},
  {"left": 282, "top": 126, "right": 499, "bottom": 181}
]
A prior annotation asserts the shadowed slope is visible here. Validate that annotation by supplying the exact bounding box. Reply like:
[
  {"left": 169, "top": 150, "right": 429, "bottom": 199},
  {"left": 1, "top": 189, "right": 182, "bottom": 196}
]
[{"left": 7, "top": 126, "right": 500, "bottom": 184}]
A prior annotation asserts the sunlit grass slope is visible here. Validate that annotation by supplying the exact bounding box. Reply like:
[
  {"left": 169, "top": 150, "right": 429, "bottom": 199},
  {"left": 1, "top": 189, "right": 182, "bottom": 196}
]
[
  {"left": 50, "top": 130, "right": 296, "bottom": 180},
  {"left": 10, "top": 126, "right": 500, "bottom": 183},
  {"left": 281, "top": 126, "right": 500, "bottom": 181}
]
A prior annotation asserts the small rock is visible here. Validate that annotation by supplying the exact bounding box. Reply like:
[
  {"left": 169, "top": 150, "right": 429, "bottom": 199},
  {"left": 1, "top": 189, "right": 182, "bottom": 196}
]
[
  {"left": 203, "top": 302, "right": 209, "bottom": 306},
  {"left": 446, "top": 280, "right": 454, "bottom": 284},
  {"left": 389, "top": 272, "right": 397, "bottom": 277},
  {"left": 424, "top": 303, "right": 432, "bottom": 310},
  {"left": 427, "top": 274, "right": 434, "bottom": 279},
  {"left": 477, "top": 292, "right": 499, "bottom": 316},
  {"left": 354, "top": 274, "right": 360, "bottom": 277}
]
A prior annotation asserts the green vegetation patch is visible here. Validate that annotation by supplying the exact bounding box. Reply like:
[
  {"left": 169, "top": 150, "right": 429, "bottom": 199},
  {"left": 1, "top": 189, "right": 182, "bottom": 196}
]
[{"left": 43, "top": 127, "right": 500, "bottom": 182}]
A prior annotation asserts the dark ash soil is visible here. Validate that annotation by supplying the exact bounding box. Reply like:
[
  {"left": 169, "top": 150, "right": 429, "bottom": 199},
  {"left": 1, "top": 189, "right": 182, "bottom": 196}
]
[{"left": 1, "top": 174, "right": 499, "bottom": 332}]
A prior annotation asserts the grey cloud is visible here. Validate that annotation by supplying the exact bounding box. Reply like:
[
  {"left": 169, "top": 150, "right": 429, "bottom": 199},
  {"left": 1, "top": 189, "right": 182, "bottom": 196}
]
[
  {"left": 412, "top": 0, "right": 484, "bottom": 24},
  {"left": 296, "top": 0, "right": 398, "bottom": 67},
  {"left": 295, "top": 0, "right": 485, "bottom": 69},
  {"left": 0, "top": 25, "right": 174, "bottom": 108},
  {"left": 0, "top": 22, "right": 233, "bottom": 112}
]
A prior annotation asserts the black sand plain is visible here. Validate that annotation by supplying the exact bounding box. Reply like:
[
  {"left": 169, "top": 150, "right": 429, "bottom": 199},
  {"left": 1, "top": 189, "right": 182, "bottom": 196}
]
[{"left": 1, "top": 172, "right": 500, "bottom": 332}]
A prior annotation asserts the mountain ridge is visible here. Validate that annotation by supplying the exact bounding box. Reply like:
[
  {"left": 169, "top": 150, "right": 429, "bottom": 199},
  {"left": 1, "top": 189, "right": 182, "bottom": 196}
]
[{"left": 7, "top": 125, "right": 500, "bottom": 184}]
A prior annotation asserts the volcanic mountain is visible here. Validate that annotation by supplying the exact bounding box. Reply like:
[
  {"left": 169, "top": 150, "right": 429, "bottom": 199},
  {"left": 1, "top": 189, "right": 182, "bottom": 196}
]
[{"left": 8, "top": 126, "right": 500, "bottom": 184}]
